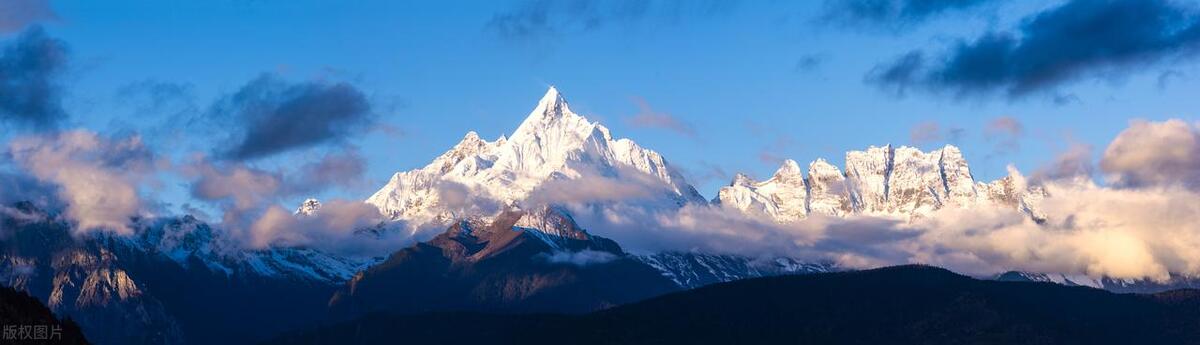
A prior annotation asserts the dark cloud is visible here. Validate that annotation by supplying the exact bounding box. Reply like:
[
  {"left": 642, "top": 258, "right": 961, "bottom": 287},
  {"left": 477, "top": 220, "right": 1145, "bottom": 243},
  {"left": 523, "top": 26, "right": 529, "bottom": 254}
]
[
  {"left": 212, "top": 74, "right": 373, "bottom": 160},
  {"left": 822, "top": 0, "right": 998, "bottom": 30},
  {"left": 0, "top": 169, "right": 57, "bottom": 207},
  {"left": 1157, "top": 69, "right": 1186, "bottom": 89},
  {"left": 868, "top": 0, "right": 1200, "bottom": 100},
  {"left": 794, "top": 53, "right": 827, "bottom": 73},
  {"left": 487, "top": 0, "right": 737, "bottom": 42},
  {"left": 0, "top": 26, "right": 68, "bottom": 130},
  {"left": 0, "top": 0, "right": 57, "bottom": 33},
  {"left": 866, "top": 51, "right": 923, "bottom": 97}
]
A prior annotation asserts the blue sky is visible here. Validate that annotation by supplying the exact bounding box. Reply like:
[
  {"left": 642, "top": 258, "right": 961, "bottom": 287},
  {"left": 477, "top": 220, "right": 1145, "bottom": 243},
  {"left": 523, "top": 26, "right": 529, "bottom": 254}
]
[{"left": 8, "top": 0, "right": 1200, "bottom": 210}]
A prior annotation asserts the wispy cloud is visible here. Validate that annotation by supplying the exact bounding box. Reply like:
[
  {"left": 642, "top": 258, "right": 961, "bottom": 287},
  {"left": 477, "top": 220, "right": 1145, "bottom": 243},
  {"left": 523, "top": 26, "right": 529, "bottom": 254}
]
[
  {"left": 487, "top": 0, "right": 738, "bottom": 44},
  {"left": 181, "top": 146, "right": 370, "bottom": 240},
  {"left": 542, "top": 118, "right": 1200, "bottom": 282},
  {"left": 909, "top": 121, "right": 942, "bottom": 145},
  {"left": 625, "top": 96, "right": 697, "bottom": 138},
  {"left": 248, "top": 200, "right": 394, "bottom": 254},
  {"left": 820, "top": 0, "right": 1000, "bottom": 32},
  {"left": 794, "top": 53, "right": 827, "bottom": 73},
  {"left": 0, "top": 0, "right": 57, "bottom": 34},
  {"left": 984, "top": 116, "right": 1024, "bottom": 154}
]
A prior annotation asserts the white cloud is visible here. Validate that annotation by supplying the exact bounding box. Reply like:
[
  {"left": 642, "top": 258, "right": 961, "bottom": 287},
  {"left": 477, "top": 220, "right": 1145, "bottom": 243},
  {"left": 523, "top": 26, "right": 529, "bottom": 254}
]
[
  {"left": 6, "top": 130, "right": 157, "bottom": 235},
  {"left": 543, "top": 119, "right": 1200, "bottom": 282},
  {"left": 1101, "top": 119, "right": 1200, "bottom": 189},
  {"left": 248, "top": 199, "right": 403, "bottom": 255}
]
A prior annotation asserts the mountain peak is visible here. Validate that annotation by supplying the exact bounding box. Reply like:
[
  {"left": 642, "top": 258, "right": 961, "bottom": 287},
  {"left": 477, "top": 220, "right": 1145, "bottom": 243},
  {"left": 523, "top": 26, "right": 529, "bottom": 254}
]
[
  {"left": 731, "top": 173, "right": 756, "bottom": 187},
  {"left": 366, "top": 87, "right": 705, "bottom": 229},
  {"left": 541, "top": 86, "right": 563, "bottom": 104},
  {"left": 532, "top": 86, "right": 569, "bottom": 119},
  {"left": 508, "top": 86, "right": 592, "bottom": 144},
  {"left": 808, "top": 158, "right": 843, "bottom": 177},
  {"left": 939, "top": 144, "right": 963, "bottom": 155},
  {"left": 295, "top": 198, "right": 321, "bottom": 216},
  {"left": 462, "top": 130, "right": 482, "bottom": 141},
  {"left": 773, "top": 159, "right": 803, "bottom": 179}
]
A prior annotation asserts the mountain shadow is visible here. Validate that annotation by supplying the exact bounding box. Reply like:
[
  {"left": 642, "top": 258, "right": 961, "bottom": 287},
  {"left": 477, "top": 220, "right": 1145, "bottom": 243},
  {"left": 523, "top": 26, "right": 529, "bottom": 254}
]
[
  {"left": 273, "top": 265, "right": 1200, "bottom": 345},
  {"left": 0, "top": 286, "right": 90, "bottom": 344},
  {"left": 327, "top": 206, "right": 680, "bottom": 317}
]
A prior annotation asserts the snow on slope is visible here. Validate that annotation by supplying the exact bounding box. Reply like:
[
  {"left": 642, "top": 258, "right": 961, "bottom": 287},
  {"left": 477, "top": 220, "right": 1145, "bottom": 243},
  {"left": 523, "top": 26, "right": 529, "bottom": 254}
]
[
  {"left": 295, "top": 198, "right": 321, "bottom": 216},
  {"left": 366, "top": 87, "right": 704, "bottom": 233},
  {"left": 131, "top": 215, "right": 375, "bottom": 283},
  {"left": 717, "top": 144, "right": 1047, "bottom": 223},
  {"left": 634, "top": 252, "right": 835, "bottom": 289},
  {"left": 712, "top": 160, "right": 809, "bottom": 222}
]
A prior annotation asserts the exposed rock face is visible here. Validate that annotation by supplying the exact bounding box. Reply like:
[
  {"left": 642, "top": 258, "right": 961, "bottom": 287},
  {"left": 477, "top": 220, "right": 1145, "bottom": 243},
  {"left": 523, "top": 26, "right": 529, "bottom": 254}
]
[
  {"left": 294, "top": 198, "right": 321, "bottom": 216},
  {"left": 716, "top": 145, "right": 1047, "bottom": 223},
  {"left": 328, "top": 206, "right": 679, "bottom": 316},
  {"left": 713, "top": 160, "right": 809, "bottom": 222},
  {"left": 0, "top": 202, "right": 375, "bottom": 345},
  {"left": 807, "top": 159, "right": 853, "bottom": 217}
]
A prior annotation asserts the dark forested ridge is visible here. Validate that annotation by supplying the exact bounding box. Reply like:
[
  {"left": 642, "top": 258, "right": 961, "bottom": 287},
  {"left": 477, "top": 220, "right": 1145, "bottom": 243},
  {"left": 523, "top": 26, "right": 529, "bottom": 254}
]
[
  {"left": 327, "top": 207, "right": 679, "bottom": 317},
  {"left": 267, "top": 265, "right": 1200, "bottom": 345},
  {"left": 0, "top": 286, "right": 90, "bottom": 345}
]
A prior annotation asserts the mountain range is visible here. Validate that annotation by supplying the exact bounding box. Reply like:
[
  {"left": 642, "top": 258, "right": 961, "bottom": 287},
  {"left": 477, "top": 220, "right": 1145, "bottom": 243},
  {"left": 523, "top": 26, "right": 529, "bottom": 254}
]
[
  {"left": 1, "top": 87, "right": 1197, "bottom": 344},
  {"left": 365, "top": 87, "right": 704, "bottom": 234}
]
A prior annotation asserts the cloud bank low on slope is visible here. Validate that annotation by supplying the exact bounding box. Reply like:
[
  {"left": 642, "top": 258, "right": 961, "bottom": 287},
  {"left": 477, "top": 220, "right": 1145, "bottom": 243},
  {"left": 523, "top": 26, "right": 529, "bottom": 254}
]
[
  {"left": 547, "top": 119, "right": 1200, "bottom": 282},
  {"left": 0, "top": 129, "right": 402, "bottom": 256},
  {"left": 6, "top": 118, "right": 1200, "bottom": 281}
]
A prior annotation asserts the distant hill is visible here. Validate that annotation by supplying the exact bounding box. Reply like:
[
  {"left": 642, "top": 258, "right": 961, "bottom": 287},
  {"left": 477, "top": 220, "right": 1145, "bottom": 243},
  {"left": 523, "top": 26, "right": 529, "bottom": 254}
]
[
  {"left": 267, "top": 265, "right": 1200, "bottom": 345},
  {"left": 0, "top": 286, "right": 90, "bottom": 345}
]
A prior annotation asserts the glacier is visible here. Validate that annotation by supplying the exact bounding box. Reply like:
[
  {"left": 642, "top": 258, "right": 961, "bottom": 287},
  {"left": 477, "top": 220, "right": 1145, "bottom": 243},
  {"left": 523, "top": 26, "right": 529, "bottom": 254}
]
[
  {"left": 715, "top": 144, "right": 1049, "bottom": 223},
  {"left": 366, "top": 87, "right": 704, "bottom": 234}
]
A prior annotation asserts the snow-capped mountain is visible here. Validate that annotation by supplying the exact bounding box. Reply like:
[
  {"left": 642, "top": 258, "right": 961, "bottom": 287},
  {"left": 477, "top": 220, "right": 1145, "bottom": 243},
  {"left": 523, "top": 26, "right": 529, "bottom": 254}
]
[
  {"left": 131, "top": 214, "right": 372, "bottom": 283},
  {"left": 366, "top": 87, "right": 704, "bottom": 233},
  {"left": 295, "top": 198, "right": 321, "bottom": 216},
  {"left": 995, "top": 270, "right": 1200, "bottom": 293},
  {"left": 716, "top": 144, "right": 1048, "bottom": 222},
  {"left": 359, "top": 87, "right": 1061, "bottom": 292},
  {"left": 633, "top": 252, "right": 835, "bottom": 289}
]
